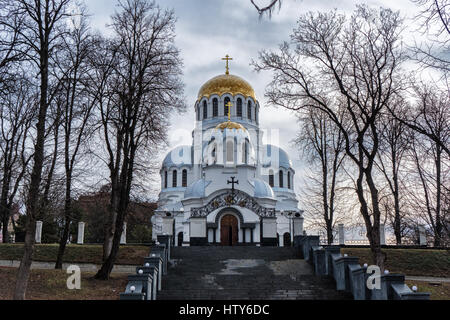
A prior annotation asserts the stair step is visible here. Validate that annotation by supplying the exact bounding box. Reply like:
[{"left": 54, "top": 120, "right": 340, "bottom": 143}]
[{"left": 155, "top": 246, "right": 351, "bottom": 300}]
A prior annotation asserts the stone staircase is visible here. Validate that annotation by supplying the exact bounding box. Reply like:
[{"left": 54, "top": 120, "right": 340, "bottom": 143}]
[{"left": 157, "top": 246, "right": 352, "bottom": 300}]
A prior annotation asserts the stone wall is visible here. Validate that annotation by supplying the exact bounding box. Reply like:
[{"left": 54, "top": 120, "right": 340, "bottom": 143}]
[{"left": 294, "top": 235, "right": 431, "bottom": 300}]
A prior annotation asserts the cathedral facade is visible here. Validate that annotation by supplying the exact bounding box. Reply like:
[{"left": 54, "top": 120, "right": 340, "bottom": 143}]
[{"left": 152, "top": 60, "right": 304, "bottom": 246}]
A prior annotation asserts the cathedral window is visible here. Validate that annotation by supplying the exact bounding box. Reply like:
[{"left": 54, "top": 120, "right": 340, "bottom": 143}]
[
  {"left": 203, "top": 101, "right": 207, "bottom": 119},
  {"left": 213, "top": 98, "right": 218, "bottom": 117},
  {"left": 172, "top": 170, "right": 177, "bottom": 187},
  {"left": 226, "top": 140, "right": 234, "bottom": 163},
  {"left": 164, "top": 171, "right": 168, "bottom": 189},
  {"left": 247, "top": 101, "right": 252, "bottom": 120},
  {"left": 237, "top": 98, "right": 242, "bottom": 117},
  {"left": 182, "top": 169, "right": 187, "bottom": 187},
  {"left": 288, "top": 171, "right": 291, "bottom": 189},
  {"left": 224, "top": 97, "right": 230, "bottom": 116},
  {"left": 279, "top": 170, "right": 284, "bottom": 188},
  {"left": 242, "top": 141, "right": 248, "bottom": 164},
  {"left": 256, "top": 108, "right": 259, "bottom": 124},
  {"left": 269, "top": 170, "right": 274, "bottom": 187},
  {"left": 197, "top": 106, "right": 200, "bottom": 121}
]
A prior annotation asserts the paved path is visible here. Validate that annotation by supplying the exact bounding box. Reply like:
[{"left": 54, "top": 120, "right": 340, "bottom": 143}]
[
  {"left": 405, "top": 276, "right": 450, "bottom": 283},
  {"left": 157, "top": 246, "right": 352, "bottom": 300},
  {"left": 0, "top": 260, "right": 137, "bottom": 273}
]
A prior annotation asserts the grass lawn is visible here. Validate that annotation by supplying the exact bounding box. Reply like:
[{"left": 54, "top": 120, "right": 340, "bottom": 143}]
[
  {"left": 0, "top": 244, "right": 150, "bottom": 265},
  {"left": 341, "top": 248, "right": 450, "bottom": 278},
  {"left": 0, "top": 267, "right": 127, "bottom": 300},
  {"left": 405, "top": 280, "right": 450, "bottom": 300}
]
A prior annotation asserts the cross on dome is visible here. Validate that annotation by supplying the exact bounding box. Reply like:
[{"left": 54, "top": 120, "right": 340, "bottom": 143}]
[{"left": 222, "top": 54, "right": 233, "bottom": 75}]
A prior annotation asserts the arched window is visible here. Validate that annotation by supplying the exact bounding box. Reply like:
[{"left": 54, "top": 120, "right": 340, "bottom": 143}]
[
  {"left": 256, "top": 107, "right": 259, "bottom": 124},
  {"left": 247, "top": 101, "right": 252, "bottom": 120},
  {"left": 288, "top": 171, "right": 291, "bottom": 189},
  {"left": 269, "top": 170, "right": 274, "bottom": 187},
  {"left": 164, "top": 171, "right": 168, "bottom": 189},
  {"left": 242, "top": 141, "right": 248, "bottom": 164},
  {"left": 226, "top": 140, "right": 234, "bottom": 163},
  {"left": 182, "top": 169, "right": 187, "bottom": 187},
  {"left": 213, "top": 98, "right": 218, "bottom": 117},
  {"left": 203, "top": 101, "right": 207, "bottom": 119},
  {"left": 237, "top": 98, "right": 242, "bottom": 117},
  {"left": 224, "top": 97, "right": 230, "bottom": 117},
  {"left": 197, "top": 105, "right": 200, "bottom": 121},
  {"left": 212, "top": 144, "right": 216, "bottom": 159},
  {"left": 279, "top": 170, "right": 284, "bottom": 188},
  {"left": 172, "top": 170, "right": 177, "bottom": 187}
]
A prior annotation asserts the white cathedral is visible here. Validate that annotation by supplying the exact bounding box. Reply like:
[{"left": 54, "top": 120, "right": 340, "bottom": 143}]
[{"left": 152, "top": 57, "right": 304, "bottom": 247}]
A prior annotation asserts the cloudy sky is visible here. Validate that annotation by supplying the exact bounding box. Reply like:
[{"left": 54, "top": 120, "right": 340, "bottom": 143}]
[{"left": 85, "top": 0, "right": 421, "bottom": 200}]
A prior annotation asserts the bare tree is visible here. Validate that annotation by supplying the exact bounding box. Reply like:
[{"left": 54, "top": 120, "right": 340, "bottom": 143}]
[
  {"left": 294, "top": 106, "right": 346, "bottom": 244},
  {"left": 0, "top": 78, "right": 35, "bottom": 243},
  {"left": 250, "top": 0, "right": 282, "bottom": 17},
  {"left": 8, "top": 0, "right": 73, "bottom": 300},
  {"left": 92, "top": 0, "right": 185, "bottom": 280},
  {"left": 407, "top": 80, "right": 450, "bottom": 246},
  {"left": 0, "top": 0, "right": 24, "bottom": 94},
  {"left": 410, "top": 0, "right": 449, "bottom": 73},
  {"left": 54, "top": 7, "right": 95, "bottom": 269},
  {"left": 254, "top": 5, "right": 405, "bottom": 268},
  {"left": 375, "top": 100, "right": 411, "bottom": 244}
]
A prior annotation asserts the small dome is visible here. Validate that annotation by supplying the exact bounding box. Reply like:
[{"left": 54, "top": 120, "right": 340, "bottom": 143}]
[
  {"left": 251, "top": 179, "right": 275, "bottom": 199},
  {"left": 262, "top": 144, "right": 293, "bottom": 169},
  {"left": 215, "top": 121, "right": 246, "bottom": 131},
  {"left": 162, "top": 145, "right": 193, "bottom": 169},
  {"left": 184, "top": 179, "right": 211, "bottom": 199},
  {"left": 198, "top": 74, "right": 256, "bottom": 101}
]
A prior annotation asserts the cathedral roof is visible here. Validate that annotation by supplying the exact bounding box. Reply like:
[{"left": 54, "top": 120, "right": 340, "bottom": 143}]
[
  {"left": 162, "top": 145, "right": 193, "bottom": 169},
  {"left": 252, "top": 179, "right": 275, "bottom": 199},
  {"left": 184, "top": 179, "right": 211, "bottom": 199},
  {"left": 262, "top": 144, "right": 293, "bottom": 170},
  {"left": 197, "top": 74, "right": 256, "bottom": 101}
]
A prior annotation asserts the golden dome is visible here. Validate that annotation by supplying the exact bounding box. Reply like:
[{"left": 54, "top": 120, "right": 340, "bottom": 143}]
[
  {"left": 198, "top": 74, "right": 256, "bottom": 101},
  {"left": 215, "top": 121, "right": 247, "bottom": 131}
]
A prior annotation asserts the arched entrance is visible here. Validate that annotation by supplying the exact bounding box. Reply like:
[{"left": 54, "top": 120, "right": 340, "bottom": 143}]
[
  {"left": 220, "top": 214, "right": 238, "bottom": 246},
  {"left": 283, "top": 232, "right": 291, "bottom": 247}
]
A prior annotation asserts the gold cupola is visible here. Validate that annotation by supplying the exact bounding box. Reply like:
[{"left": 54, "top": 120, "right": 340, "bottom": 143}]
[
  {"left": 214, "top": 98, "right": 246, "bottom": 132},
  {"left": 197, "top": 55, "right": 256, "bottom": 101},
  {"left": 198, "top": 74, "right": 256, "bottom": 101}
]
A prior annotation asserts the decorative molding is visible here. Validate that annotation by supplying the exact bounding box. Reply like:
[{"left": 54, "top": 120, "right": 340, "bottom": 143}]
[{"left": 190, "top": 190, "right": 276, "bottom": 218}]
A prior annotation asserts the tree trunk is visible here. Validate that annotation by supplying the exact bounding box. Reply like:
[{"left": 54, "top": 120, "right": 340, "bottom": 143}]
[
  {"left": 95, "top": 208, "right": 125, "bottom": 280},
  {"left": 434, "top": 145, "right": 442, "bottom": 247},
  {"left": 55, "top": 218, "right": 71, "bottom": 269},
  {"left": 326, "top": 219, "right": 333, "bottom": 245},
  {"left": 102, "top": 192, "right": 118, "bottom": 261},
  {"left": 13, "top": 48, "right": 49, "bottom": 300},
  {"left": 355, "top": 165, "right": 386, "bottom": 270},
  {"left": 55, "top": 172, "right": 73, "bottom": 269},
  {"left": 2, "top": 214, "right": 9, "bottom": 243},
  {"left": 13, "top": 217, "right": 37, "bottom": 299}
]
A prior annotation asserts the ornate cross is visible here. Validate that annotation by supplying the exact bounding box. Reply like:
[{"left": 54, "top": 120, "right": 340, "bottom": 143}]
[
  {"left": 222, "top": 54, "right": 233, "bottom": 75},
  {"left": 226, "top": 101, "right": 233, "bottom": 121},
  {"left": 227, "top": 176, "right": 239, "bottom": 194}
]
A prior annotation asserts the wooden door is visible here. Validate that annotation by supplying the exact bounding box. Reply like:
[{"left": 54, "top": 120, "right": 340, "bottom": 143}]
[{"left": 220, "top": 214, "right": 238, "bottom": 246}]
